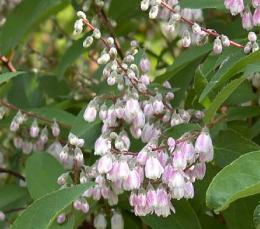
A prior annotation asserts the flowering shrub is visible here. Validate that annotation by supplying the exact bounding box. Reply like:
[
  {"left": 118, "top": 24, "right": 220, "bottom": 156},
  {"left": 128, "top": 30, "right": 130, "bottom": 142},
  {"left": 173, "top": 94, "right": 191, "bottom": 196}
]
[{"left": 0, "top": 0, "right": 260, "bottom": 229}]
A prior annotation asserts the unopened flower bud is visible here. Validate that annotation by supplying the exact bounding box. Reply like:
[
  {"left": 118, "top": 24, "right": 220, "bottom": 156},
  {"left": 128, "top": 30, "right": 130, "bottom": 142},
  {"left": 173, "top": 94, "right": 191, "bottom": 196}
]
[
  {"left": 77, "top": 11, "right": 86, "bottom": 19},
  {"left": 248, "top": 32, "right": 257, "bottom": 42},
  {"left": 83, "top": 36, "right": 94, "bottom": 48},
  {"left": 141, "top": 0, "right": 150, "bottom": 11},
  {"left": 30, "top": 119, "right": 40, "bottom": 138},
  {"left": 57, "top": 174, "right": 67, "bottom": 186},
  {"left": 73, "top": 19, "right": 84, "bottom": 35},
  {"left": 195, "top": 130, "right": 214, "bottom": 162},
  {"left": 97, "top": 53, "right": 110, "bottom": 65},
  {"left": 192, "top": 23, "right": 201, "bottom": 34},
  {"left": 107, "top": 37, "right": 114, "bottom": 45},
  {"left": 84, "top": 105, "right": 97, "bottom": 122},
  {"left": 51, "top": 120, "right": 60, "bottom": 137},
  {"left": 94, "top": 213, "right": 107, "bottom": 229},
  {"left": 81, "top": 201, "right": 90, "bottom": 213},
  {"left": 93, "top": 28, "right": 101, "bottom": 39},
  {"left": 73, "top": 200, "right": 82, "bottom": 210},
  {"left": 252, "top": 41, "right": 259, "bottom": 52},
  {"left": 244, "top": 41, "right": 252, "bottom": 54},
  {"left": 111, "top": 212, "right": 124, "bottom": 229},
  {"left": 221, "top": 35, "right": 230, "bottom": 47},
  {"left": 149, "top": 5, "right": 159, "bottom": 19},
  {"left": 213, "top": 37, "right": 222, "bottom": 54},
  {"left": 75, "top": 147, "right": 84, "bottom": 164},
  {"left": 56, "top": 213, "right": 66, "bottom": 224},
  {"left": 0, "top": 211, "right": 5, "bottom": 221},
  {"left": 182, "top": 30, "right": 191, "bottom": 48}
]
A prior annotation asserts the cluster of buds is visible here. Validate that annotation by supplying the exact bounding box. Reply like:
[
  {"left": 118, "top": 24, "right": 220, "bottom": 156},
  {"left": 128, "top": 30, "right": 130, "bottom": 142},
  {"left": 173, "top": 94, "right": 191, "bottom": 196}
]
[
  {"left": 224, "top": 0, "right": 260, "bottom": 30},
  {"left": 72, "top": 12, "right": 214, "bottom": 217},
  {"left": 93, "top": 211, "right": 124, "bottom": 229},
  {"left": 244, "top": 31, "right": 259, "bottom": 53},
  {"left": 9, "top": 110, "right": 61, "bottom": 155},
  {"left": 58, "top": 133, "right": 85, "bottom": 169}
]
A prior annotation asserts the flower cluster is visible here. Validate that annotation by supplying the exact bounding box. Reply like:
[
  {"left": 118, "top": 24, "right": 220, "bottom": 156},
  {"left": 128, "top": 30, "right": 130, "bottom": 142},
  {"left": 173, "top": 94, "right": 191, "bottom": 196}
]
[
  {"left": 225, "top": 0, "right": 260, "bottom": 30},
  {"left": 69, "top": 11, "right": 214, "bottom": 218},
  {"left": 141, "top": 0, "right": 258, "bottom": 55}
]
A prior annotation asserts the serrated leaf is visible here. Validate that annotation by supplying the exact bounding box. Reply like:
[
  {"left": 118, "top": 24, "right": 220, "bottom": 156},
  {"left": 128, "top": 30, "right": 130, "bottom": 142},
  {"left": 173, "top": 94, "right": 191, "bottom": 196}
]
[
  {"left": 142, "top": 200, "right": 202, "bottom": 229},
  {"left": 11, "top": 183, "right": 93, "bottom": 229},
  {"left": 206, "top": 150, "right": 260, "bottom": 212},
  {"left": 204, "top": 77, "right": 246, "bottom": 124},
  {"left": 25, "top": 153, "right": 65, "bottom": 200},
  {"left": 0, "top": 72, "right": 26, "bottom": 85}
]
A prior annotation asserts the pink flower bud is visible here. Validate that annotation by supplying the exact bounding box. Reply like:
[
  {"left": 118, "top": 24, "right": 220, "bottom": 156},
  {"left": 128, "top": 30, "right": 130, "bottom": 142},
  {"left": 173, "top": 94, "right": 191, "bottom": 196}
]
[
  {"left": 140, "top": 58, "right": 151, "bottom": 73},
  {"left": 56, "top": 213, "right": 66, "bottom": 224},
  {"left": 242, "top": 11, "right": 253, "bottom": 30},
  {"left": 57, "top": 174, "right": 67, "bottom": 185},
  {"left": 162, "top": 164, "right": 174, "bottom": 184},
  {"left": 94, "top": 213, "right": 107, "bottom": 229},
  {"left": 97, "top": 154, "right": 113, "bottom": 174},
  {"left": 248, "top": 31, "right": 257, "bottom": 42},
  {"left": 253, "top": 8, "right": 260, "bottom": 26},
  {"left": 0, "top": 211, "right": 5, "bottom": 221},
  {"left": 153, "top": 100, "right": 164, "bottom": 114},
  {"left": 213, "top": 37, "right": 222, "bottom": 54},
  {"left": 30, "top": 119, "right": 39, "bottom": 138},
  {"left": 40, "top": 127, "right": 48, "bottom": 144},
  {"left": 10, "top": 120, "right": 19, "bottom": 132},
  {"left": 146, "top": 186, "right": 158, "bottom": 208},
  {"left": 94, "top": 136, "right": 111, "bottom": 156},
  {"left": 51, "top": 120, "right": 60, "bottom": 137},
  {"left": 81, "top": 201, "right": 90, "bottom": 213},
  {"left": 136, "top": 147, "right": 148, "bottom": 165},
  {"left": 172, "top": 149, "right": 187, "bottom": 170},
  {"left": 145, "top": 156, "right": 164, "bottom": 180},
  {"left": 252, "top": 0, "right": 260, "bottom": 8},
  {"left": 167, "top": 137, "right": 176, "bottom": 151},
  {"left": 118, "top": 160, "right": 130, "bottom": 180},
  {"left": 123, "top": 169, "right": 141, "bottom": 190},
  {"left": 111, "top": 212, "right": 124, "bottom": 229},
  {"left": 73, "top": 200, "right": 82, "bottom": 210},
  {"left": 84, "top": 105, "right": 97, "bottom": 122},
  {"left": 195, "top": 131, "right": 214, "bottom": 162}
]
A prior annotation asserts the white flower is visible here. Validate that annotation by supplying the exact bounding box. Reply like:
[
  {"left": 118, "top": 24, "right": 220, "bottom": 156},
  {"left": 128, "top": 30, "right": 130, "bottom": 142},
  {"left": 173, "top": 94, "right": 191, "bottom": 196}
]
[{"left": 145, "top": 156, "right": 164, "bottom": 180}]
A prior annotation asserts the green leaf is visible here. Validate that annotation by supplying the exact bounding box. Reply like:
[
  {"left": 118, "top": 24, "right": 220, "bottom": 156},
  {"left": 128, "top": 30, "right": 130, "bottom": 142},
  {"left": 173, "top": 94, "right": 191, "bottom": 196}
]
[
  {"left": 25, "top": 153, "right": 65, "bottom": 200},
  {"left": 0, "top": 184, "right": 30, "bottom": 210},
  {"left": 142, "top": 200, "right": 201, "bottom": 229},
  {"left": 204, "top": 77, "right": 246, "bottom": 124},
  {"left": 156, "top": 44, "right": 211, "bottom": 83},
  {"left": 227, "top": 107, "right": 260, "bottom": 121},
  {"left": 0, "top": 72, "right": 26, "bottom": 85},
  {"left": 56, "top": 37, "right": 85, "bottom": 80},
  {"left": 214, "top": 129, "right": 260, "bottom": 167},
  {"left": 199, "top": 50, "right": 260, "bottom": 102},
  {"left": 28, "top": 107, "right": 75, "bottom": 127},
  {"left": 11, "top": 183, "right": 93, "bottom": 229},
  {"left": 71, "top": 107, "right": 102, "bottom": 149},
  {"left": 180, "top": 0, "right": 225, "bottom": 9},
  {"left": 206, "top": 150, "right": 260, "bottom": 212},
  {"left": 166, "top": 123, "right": 201, "bottom": 139},
  {"left": 0, "top": 0, "right": 68, "bottom": 55}
]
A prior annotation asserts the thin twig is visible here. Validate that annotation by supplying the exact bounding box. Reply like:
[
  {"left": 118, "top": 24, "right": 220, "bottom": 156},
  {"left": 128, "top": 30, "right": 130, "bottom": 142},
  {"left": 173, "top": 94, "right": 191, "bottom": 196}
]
[
  {"left": 0, "top": 56, "right": 17, "bottom": 72},
  {"left": 0, "top": 100, "right": 71, "bottom": 129},
  {"left": 0, "top": 167, "right": 25, "bottom": 181}
]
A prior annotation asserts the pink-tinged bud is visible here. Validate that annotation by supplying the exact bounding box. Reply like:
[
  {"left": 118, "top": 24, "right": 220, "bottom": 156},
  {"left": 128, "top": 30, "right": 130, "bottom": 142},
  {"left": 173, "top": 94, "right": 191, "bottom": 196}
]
[
  {"left": 242, "top": 11, "right": 253, "bottom": 30},
  {"left": 133, "top": 111, "right": 145, "bottom": 128},
  {"left": 188, "top": 162, "right": 206, "bottom": 180},
  {"left": 157, "top": 151, "right": 169, "bottom": 167},
  {"left": 98, "top": 154, "right": 113, "bottom": 174},
  {"left": 10, "top": 120, "right": 19, "bottom": 132},
  {"left": 94, "top": 136, "right": 111, "bottom": 155},
  {"left": 143, "top": 103, "right": 154, "bottom": 117},
  {"left": 130, "top": 126, "right": 142, "bottom": 139},
  {"left": 123, "top": 169, "right": 141, "bottom": 190},
  {"left": 101, "top": 186, "right": 111, "bottom": 199},
  {"left": 22, "top": 141, "right": 33, "bottom": 154},
  {"left": 92, "top": 187, "right": 102, "bottom": 200},
  {"left": 51, "top": 120, "right": 60, "bottom": 137},
  {"left": 30, "top": 119, "right": 40, "bottom": 138},
  {"left": 146, "top": 185, "right": 158, "bottom": 208},
  {"left": 135, "top": 190, "right": 147, "bottom": 207},
  {"left": 182, "top": 30, "right": 191, "bottom": 48},
  {"left": 99, "top": 104, "right": 107, "bottom": 120},
  {"left": 94, "top": 213, "right": 107, "bottom": 229},
  {"left": 167, "top": 137, "right": 176, "bottom": 151},
  {"left": 111, "top": 212, "right": 124, "bottom": 229},
  {"left": 40, "top": 127, "right": 48, "bottom": 144},
  {"left": 57, "top": 174, "right": 67, "bottom": 185},
  {"left": 180, "top": 141, "right": 196, "bottom": 164},
  {"left": 195, "top": 131, "right": 214, "bottom": 162},
  {"left": 73, "top": 200, "right": 82, "bottom": 210},
  {"left": 118, "top": 160, "right": 130, "bottom": 180},
  {"left": 107, "top": 161, "right": 120, "bottom": 181},
  {"left": 136, "top": 147, "right": 148, "bottom": 165},
  {"left": 13, "top": 137, "right": 23, "bottom": 149},
  {"left": 155, "top": 187, "right": 175, "bottom": 217},
  {"left": 81, "top": 201, "right": 90, "bottom": 213},
  {"left": 248, "top": 31, "right": 257, "bottom": 42},
  {"left": 253, "top": 8, "right": 260, "bottom": 26},
  {"left": 125, "top": 98, "right": 141, "bottom": 122},
  {"left": 153, "top": 100, "right": 164, "bottom": 114},
  {"left": 162, "top": 164, "right": 174, "bottom": 184},
  {"left": 252, "top": 0, "right": 260, "bottom": 8},
  {"left": 172, "top": 149, "right": 187, "bottom": 170},
  {"left": 59, "top": 146, "right": 69, "bottom": 163},
  {"left": 168, "top": 171, "right": 185, "bottom": 199},
  {"left": 0, "top": 211, "right": 5, "bottom": 221},
  {"left": 184, "top": 182, "right": 194, "bottom": 199},
  {"left": 56, "top": 213, "right": 66, "bottom": 224},
  {"left": 108, "top": 192, "right": 119, "bottom": 206},
  {"left": 84, "top": 105, "right": 97, "bottom": 122},
  {"left": 213, "top": 37, "right": 222, "bottom": 54},
  {"left": 145, "top": 156, "right": 164, "bottom": 180},
  {"left": 140, "top": 74, "right": 150, "bottom": 85},
  {"left": 68, "top": 132, "right": 78, "bottom": 145},
  {"left": 225, "top": 0, "right": 244, "bottom": 15},
  {"left": 140, "top": 57, "right": 151, "bottom": 73},
  {"left": 74, "top": 147, "right": 84, "bottom": 165}
]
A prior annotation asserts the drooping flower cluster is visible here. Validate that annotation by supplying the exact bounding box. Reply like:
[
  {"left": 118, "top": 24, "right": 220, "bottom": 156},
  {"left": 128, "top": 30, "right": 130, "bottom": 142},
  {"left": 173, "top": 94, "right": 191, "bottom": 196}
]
[
  {"left": 224, "top": 0, "right": 260, "bottom": 30},
  {"left": 69, "top": 11, "right": 215, "bottom": 218},
  {"left": 140, "top": 0, "right": 259, "bottom": 55}
]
